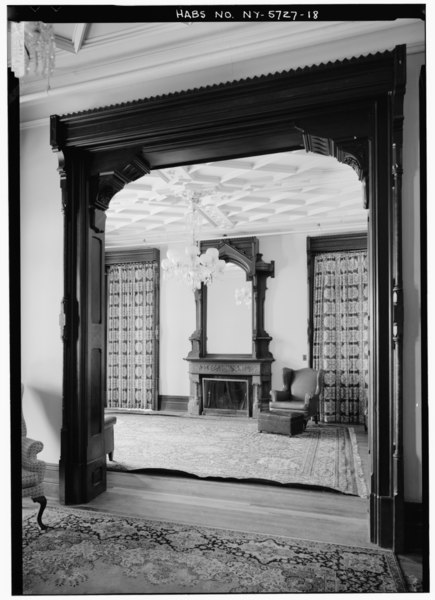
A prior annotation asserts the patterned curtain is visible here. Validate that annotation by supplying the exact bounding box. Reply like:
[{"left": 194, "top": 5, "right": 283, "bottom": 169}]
[
  {"left": 106, "top": 261, "right": 159, "bottom": 411},
  {"left": 312, "top": 250, "right": 369, "bottom": 424}
]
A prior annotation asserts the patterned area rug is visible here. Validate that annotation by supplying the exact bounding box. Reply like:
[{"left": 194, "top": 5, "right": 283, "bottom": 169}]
[
  {"left": 23, "top": 506, "right": 407, "bottom": 594},
  {"left": 107, "top": 414, "right": 368, "bottom": 497}
]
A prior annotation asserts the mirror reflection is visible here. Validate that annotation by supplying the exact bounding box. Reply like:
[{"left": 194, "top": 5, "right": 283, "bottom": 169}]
[{"left": 207, "top": 262, "right": 252, "bottom": 354}]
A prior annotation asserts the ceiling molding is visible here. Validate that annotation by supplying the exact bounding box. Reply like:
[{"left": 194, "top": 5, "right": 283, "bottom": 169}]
[
  {"left": 73, "top": 23, "right": 89, "bottom": 54},
  {"left": 54, "top": 35, "right": 76, "bottom": 54},
  {"left": 19, "top": 117, "right": 50, "bottom": 130},
  {"left": 19, "top": 19, "right": 424, "bottom": 123}
]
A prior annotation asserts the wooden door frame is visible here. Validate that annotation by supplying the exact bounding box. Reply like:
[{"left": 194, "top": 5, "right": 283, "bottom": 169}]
[{"left": 50, "top": 46, "right": 406, "bottom": 551}]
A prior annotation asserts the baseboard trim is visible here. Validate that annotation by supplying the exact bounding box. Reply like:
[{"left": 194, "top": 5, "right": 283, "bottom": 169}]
[
  {"left": 43, "top": 462, "right": 60, "bottom": 498},
  {"left": 158, "top": 395, "right": 189, "bottom": 412}
]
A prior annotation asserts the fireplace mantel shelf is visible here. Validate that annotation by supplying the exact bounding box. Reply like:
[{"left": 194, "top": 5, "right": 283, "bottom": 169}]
[{"left": 186, "top": 355, "right": 274, "bottom": 363}]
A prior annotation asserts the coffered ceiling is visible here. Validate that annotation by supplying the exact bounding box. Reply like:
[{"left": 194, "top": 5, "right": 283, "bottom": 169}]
[{"left": 106, "top": 149, "right": 365, "bottom": 249}]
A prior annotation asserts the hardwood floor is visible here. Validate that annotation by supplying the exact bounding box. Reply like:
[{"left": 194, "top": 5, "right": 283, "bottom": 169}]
[
  {"left": 25, "top": 423, "right": 422, "bottom": 588},
  {"left": 73, "top": 471, "right": 372, "bottom": 547},
  {"left": 42, "top": 424, "right": 373, "bottom": 548}
]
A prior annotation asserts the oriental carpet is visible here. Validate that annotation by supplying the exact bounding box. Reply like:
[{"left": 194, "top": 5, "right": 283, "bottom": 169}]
[
  {"left": 22, "top": 506, "right": 407, "bottom": 594},
  {"left": 107, "top": 414, "right": 368, "bottom": 497}
]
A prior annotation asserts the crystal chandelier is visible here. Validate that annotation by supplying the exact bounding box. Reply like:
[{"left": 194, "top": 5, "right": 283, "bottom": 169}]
[
  {"left": 161, "top": 192, "right": 226, "bottom": 291},
  {"left": 10, "top": 21, "right": 56, "bottom": 80}
]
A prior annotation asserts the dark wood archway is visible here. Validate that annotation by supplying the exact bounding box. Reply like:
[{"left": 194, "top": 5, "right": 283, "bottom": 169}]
[{"left": 51, "top": 46, "right": 406, "bottom": 551}]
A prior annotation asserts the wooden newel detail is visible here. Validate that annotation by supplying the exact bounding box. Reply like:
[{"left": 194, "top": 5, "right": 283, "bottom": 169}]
[
  {"left": 188, "top": 287, "right": 206, "bottom": 358},
  {"left": 252, "top": 253, "right": 274, "bottom": 359}
]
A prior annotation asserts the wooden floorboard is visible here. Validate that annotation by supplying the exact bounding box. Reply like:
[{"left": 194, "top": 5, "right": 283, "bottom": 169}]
[{"left": 43, "top": 469, "right": 372, "bottom": 548}]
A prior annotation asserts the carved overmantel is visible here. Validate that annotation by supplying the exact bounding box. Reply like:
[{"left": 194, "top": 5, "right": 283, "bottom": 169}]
[{"left": 186, "top": 237, "right": 274, "bottom": 417}]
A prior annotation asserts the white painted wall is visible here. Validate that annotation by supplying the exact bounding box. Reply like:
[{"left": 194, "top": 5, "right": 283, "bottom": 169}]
[
  {"left": 261, "top": 234, "right": 310, "bottom": 389},
  {"left": 159, "top": 243, "right": 196, "bottom": 396},
  {"left": 20, "top": 125, "right": 63, "bottom": 462}
]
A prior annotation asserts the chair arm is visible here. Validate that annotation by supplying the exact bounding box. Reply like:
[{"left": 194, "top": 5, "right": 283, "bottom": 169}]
[
  {"left": 22, "top": 457, "right": 46, "bottom": 476},
  {"left": 22, "top": 437, "right": 44, "bottom": 463},
  {"left": 270, "top": 390, "right": 290, "bottom": 403},
  {"left": 304, "top": 392, "right": 314, "bottom": 409}
]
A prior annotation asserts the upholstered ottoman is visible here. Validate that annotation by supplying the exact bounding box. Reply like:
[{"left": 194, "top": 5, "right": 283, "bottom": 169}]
[
  {"left": 258, "top": 411, "right": 305, "bottom": 437},
  {"left": 104, "top": 415, "right": 117, "bottom": 461}
]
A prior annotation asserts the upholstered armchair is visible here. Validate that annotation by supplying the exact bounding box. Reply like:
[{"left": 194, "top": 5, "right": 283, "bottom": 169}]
[
  {"left": 269, "top": 367, "right": 324, "bottom": 427},
  {"left": 22, "top": 385, "right": 47, "bottom": 529}
]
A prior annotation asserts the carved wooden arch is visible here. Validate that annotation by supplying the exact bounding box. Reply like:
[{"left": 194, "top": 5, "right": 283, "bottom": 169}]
[{"left": 51, "top": 46, "right": 406, "bottom": 551}]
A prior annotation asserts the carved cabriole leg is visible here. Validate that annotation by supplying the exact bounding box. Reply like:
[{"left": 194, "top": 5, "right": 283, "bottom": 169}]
[{"left": 32, "top": 496, "right": 47, "bottom": 530}]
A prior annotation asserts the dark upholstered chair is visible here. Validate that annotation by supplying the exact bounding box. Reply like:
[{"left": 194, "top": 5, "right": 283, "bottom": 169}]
[
  {"left": 269, "top": 367, "right": 324, "bottom": 427},
  {"left": 21, "top": 384, "right": 47, "bottom": 530}
]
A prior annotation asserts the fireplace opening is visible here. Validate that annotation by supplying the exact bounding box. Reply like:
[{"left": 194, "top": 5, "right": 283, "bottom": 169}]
[{"left": 202, "top": 378, "right": 249, "bottom": 416}]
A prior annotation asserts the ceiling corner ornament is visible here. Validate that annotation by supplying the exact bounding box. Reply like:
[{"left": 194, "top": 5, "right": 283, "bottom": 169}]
[
  {"left": 302, "top": 132, "right": 370, "bottom": 209},
  {"left": 10, "top": 21, "right": 56, "bottom": 83}
]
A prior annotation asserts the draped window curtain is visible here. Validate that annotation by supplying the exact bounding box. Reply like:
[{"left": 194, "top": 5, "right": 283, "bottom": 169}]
[
  {"left": 312, "top": 250, "right": 369, "bottom": 424},
  {"left": 106, "top": 261, "right": 159, "bottom": 411}
]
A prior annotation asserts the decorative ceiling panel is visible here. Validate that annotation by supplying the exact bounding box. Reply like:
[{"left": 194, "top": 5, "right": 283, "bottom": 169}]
[{"left": 106, "top": 149, "right": 366, "bottom": 249}]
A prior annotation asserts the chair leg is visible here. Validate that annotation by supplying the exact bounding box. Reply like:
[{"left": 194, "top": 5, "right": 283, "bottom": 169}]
[{"left": 32, "top": 496, "right": 47, "bottom": 530}]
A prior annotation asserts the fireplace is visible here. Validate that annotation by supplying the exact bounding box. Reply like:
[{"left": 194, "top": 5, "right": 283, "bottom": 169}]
[
  {"left": 202, "top": 377, "right": 249, "bottom": 416},
  {"left": 186, "top": 357, "right": 272, "bottom": 418}
]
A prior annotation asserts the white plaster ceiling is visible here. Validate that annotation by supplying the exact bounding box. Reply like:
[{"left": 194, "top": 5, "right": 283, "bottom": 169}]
[{"left": 106, "top": 149, "right": 366, "bottom": 249}]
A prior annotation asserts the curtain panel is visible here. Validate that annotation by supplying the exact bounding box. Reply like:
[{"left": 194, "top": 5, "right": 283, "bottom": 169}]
[
  {"left": 312, "top": 250, "right": 369, "bottom": 423},
  {"left": 106, "top": 261, "right": 159, "bottom": 411}
]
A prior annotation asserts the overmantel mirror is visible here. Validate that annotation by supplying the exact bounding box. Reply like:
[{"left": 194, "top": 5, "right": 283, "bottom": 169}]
[
  {"left": 188, "top": 237, "right": 274, "bottom": 359},
  {"left": 206, "top": 261, "right": 252, "bottom": 356}
]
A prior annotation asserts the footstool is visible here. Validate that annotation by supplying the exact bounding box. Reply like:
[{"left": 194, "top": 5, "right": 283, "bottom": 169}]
[
  {"left": 258, "top": 410, "right": 305, "bottom": 437},
  {"left": 104, "top": 415, "right": 117, "bottom": 461}
]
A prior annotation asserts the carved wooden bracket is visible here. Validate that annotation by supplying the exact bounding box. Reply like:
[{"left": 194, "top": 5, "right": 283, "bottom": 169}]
[
  {"left": 301, "top": 132, "right": 370, "bottom": 209},
  {"left": 55, "top": 150, "right": 68, "bottom": 213},
  {"left": 94, "top": 154, "right": 150, "bottom": 211}
]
